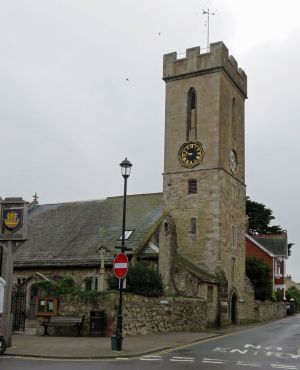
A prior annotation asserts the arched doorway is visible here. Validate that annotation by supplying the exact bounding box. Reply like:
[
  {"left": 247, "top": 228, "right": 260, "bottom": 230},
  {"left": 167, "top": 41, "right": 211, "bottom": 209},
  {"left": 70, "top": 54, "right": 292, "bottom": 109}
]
[{"left": 231, "top": 292, "right": 238, "bottom": 324}]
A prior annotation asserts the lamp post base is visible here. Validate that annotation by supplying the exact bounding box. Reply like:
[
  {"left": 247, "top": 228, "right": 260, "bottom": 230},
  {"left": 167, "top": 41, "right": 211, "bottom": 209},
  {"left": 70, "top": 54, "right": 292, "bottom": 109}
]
[{"left": 111, "top": 335, "right": 123, "bottom": 351}]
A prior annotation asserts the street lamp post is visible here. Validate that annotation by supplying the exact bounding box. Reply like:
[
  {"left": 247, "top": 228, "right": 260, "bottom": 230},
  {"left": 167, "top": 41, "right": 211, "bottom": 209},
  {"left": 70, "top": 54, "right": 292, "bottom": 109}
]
[{"left": 115, "top": 158, "right": 132, "bottom": 351}]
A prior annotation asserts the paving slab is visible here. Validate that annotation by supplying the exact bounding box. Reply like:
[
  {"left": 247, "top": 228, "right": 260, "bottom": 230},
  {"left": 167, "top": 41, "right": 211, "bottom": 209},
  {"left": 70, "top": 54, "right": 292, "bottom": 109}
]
[{"left": 4, "top": 331, "right": 218, "bottom": 359}]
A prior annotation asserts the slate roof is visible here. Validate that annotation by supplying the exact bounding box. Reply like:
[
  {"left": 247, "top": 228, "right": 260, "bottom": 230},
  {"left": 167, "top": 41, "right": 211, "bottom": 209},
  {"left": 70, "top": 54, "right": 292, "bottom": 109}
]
[
  {"left": 14, "top": 193, "right": 165, "bottom": 268},
  {"left": 176, "top": 253, "right": 218, "bottom": 283},
  {"left": 252, "top": 234, "right": 288, "bottom": 257}
]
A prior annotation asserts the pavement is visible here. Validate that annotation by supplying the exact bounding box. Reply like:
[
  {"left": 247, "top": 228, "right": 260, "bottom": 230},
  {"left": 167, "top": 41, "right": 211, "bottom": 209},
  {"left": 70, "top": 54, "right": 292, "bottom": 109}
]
[{"left": 3, "top": 323, "right": 266, "bottom": 359}]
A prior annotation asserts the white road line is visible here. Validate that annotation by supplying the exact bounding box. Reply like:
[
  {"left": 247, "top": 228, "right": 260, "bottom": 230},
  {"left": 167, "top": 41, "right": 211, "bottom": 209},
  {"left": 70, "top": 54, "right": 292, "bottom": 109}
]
[
  {"left": 172, "top": 356, "right": 194, "bottom": 360},
  {"left": 270, "top": 365, "right": 297, "bottom": 369},
  {"left": 236, "top": 361, "right": 262, "bottom": 367},
  {"left": 140, "top": 358, "right": 162, "bottom": 361},
  {"left": 115, "top": 358, "right": 129, "bottom": 360},
  {"left": 203, "top": 357, "right": 226, "bottom": 361},
  {"left": 170, "top": 359, "right": 194, "bottom": 362},
  {"left": 203, "top": 360, "right": 225, "bottom": 364}
]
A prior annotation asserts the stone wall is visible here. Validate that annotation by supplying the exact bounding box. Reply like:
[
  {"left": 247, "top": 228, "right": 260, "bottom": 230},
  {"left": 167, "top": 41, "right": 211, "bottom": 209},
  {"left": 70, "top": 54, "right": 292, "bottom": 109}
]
[
  {"left": 123, "top": 295, "right": 207, "bottom": 335},
  {"left": 239, "top": 276, "right": 256, "bottom": 322},
  {"left": 239, "top": 277, "right": 286, "bottom": 323},
  {"left": 58, "top": 293, "right": 207, "bottom": 336},
  {"left": 254, "top": 301, "right": 286, "bottom": 322}
]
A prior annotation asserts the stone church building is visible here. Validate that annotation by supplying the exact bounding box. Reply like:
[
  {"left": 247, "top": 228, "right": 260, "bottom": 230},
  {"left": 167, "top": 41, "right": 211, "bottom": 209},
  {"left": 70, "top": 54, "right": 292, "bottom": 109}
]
[{"left": 12, "top": 41, "right": 254, "bottom": 325}]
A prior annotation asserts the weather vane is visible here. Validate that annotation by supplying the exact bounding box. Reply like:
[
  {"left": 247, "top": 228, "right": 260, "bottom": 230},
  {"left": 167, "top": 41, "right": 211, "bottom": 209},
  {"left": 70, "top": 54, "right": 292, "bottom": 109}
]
[{"left": 203, "top": 8, "right": 215, "bottom": 51}]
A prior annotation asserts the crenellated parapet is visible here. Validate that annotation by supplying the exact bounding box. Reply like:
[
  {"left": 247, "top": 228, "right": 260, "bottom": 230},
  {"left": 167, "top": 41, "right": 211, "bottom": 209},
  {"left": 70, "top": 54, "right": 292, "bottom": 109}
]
[{"left": 163, "top": 41, "right": 247, "bottom": 97}]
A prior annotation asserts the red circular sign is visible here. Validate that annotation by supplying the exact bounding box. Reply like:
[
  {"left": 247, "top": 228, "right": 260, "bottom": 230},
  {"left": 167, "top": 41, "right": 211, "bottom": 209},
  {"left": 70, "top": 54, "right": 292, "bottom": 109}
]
[{"left": 113, "top": 253, "right": 129, "bottom": 279}]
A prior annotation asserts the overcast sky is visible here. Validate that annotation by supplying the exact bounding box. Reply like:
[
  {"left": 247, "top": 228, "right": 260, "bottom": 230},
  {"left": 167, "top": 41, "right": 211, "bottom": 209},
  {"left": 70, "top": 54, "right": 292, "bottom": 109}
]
[{"left": 1, "top": 0, "right": 299, "bottom": 280}]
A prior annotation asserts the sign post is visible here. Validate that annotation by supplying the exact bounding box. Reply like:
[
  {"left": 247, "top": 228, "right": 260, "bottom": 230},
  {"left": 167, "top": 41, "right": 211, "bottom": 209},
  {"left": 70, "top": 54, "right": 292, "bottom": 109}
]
[{"left": 0, "top": 197, "right": 28, "bottom": 347}]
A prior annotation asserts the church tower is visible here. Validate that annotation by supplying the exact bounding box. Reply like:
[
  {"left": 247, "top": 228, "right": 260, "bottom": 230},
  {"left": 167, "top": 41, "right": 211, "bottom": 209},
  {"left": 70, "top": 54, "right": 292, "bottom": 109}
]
[{"left": 163, "top": 42, "right": 247, "bottom": 308}]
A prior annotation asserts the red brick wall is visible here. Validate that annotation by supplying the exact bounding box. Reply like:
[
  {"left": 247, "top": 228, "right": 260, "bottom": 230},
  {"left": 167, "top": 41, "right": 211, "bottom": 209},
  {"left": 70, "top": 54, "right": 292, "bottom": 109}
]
[{"left": 246, "top": 238, "right": 273, "bottom": 273}]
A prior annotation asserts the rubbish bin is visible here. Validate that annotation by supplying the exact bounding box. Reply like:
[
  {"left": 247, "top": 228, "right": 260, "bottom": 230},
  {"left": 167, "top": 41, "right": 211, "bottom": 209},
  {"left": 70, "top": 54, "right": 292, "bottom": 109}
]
[{"left": 90, "top": 307, "right": 106, "bottom": 336}]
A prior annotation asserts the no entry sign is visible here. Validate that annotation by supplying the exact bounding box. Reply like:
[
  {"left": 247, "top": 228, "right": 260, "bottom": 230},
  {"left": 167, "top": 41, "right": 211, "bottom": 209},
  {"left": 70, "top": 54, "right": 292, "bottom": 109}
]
[{"left": 113, "top": 253, "right": 129, "bottom": 279}]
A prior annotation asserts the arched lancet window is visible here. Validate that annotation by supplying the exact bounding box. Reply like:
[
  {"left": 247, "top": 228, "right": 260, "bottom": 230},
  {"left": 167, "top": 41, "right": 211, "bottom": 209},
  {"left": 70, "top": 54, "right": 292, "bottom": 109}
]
[
  {"left": 232, "top": 97, "right": 237, "bottom": 145},
  {"left": 187, "top": 88, "right": 197, "bottom": 141},
  {"left": 191, "top": 217, "right": 197, "bottom": 235}
]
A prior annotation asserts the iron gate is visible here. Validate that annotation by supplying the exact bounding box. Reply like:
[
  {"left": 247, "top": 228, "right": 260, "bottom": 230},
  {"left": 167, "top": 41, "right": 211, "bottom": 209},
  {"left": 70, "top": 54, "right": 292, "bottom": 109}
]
[{"left": 11, "top": 290, "right": 26, "bottom": 332}]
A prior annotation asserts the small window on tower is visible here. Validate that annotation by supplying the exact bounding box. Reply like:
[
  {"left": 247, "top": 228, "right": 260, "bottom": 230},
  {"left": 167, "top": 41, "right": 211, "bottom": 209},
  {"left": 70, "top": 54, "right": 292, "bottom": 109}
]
[
  {"left": 232, "top": 225, "right": 237, "bottom": 249},
  {"left": 191, "top": 218, "right": 197, "bottom": 235},
  {"left": 207, "top": 285, "right": 214, "bottom": 303},
  {"left": 231, "top": 258, "right": 236, "bottom": 282},
  {"left": 188, "top": 179, "right": 197, "bottom": 194}
]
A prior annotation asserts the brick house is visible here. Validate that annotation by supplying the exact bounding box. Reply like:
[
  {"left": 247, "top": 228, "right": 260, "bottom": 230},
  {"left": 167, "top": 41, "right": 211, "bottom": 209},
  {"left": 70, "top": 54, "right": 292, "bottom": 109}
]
[{"left": 246, "top": 233, "right": 289, "bottom": 298}]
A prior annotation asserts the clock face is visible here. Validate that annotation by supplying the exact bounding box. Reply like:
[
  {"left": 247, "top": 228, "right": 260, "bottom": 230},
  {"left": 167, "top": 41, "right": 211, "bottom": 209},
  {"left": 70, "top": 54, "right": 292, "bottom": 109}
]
[
  {"left": 178, "top": 141, "right": 205, "bottom": 169},
  {"left": 229, "top": 149, "right": 238, "bottom": 174}
]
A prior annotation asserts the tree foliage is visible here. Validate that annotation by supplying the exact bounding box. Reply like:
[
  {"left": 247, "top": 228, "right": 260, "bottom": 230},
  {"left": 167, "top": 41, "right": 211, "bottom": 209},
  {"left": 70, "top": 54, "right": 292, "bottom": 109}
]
[
  {"left": 107, "top": 261, "right": 164, "bottom": 297},
  {"left": 246, "top": 197, "right": 293, "bottom": 256},
  {"left": 246, "top": 197, "right": 283, "bottom": 235},
  {"left": 246, "top": 256, "right": 273, "bottom": 301},
  {"left": 285, "top": 286, "right": 300, "bottom": 311}
]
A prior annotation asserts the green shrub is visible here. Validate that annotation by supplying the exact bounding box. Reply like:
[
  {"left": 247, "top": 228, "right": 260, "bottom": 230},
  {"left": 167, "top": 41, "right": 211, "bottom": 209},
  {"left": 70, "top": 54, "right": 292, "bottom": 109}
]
[
  {"left": 246, "top": 257, "right": 273, "bottom": 301},
  {"left": 32, "top": 276, "right": 103, "bottom": 302},
  {"left": 107, "top": 261, "right": 164, "bottom": 297}
]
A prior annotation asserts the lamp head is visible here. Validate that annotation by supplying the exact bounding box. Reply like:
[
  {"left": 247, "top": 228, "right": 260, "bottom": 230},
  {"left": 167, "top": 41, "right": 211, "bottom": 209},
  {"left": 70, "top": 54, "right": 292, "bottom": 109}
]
[{"left": 120, "top": 157, "right": 132, "bottom": 178}]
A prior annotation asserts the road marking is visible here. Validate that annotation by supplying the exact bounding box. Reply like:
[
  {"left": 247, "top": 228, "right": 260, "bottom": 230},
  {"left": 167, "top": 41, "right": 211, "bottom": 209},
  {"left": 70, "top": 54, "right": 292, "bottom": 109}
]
[
  {"left": 266, "top": 347, "right": 283, "bottom": 351},
  {"left": 170, "top": 357, "right": 194, "bottom": 362},
  {"left": 244, "top": 345, "right": 262, "bottom": 350},
  {"left": 140, "top": 356, "right": 162, "bottom": 361},
  {"left": 231, "top": 349, "right": 248, "bottom": 354},
  {"left": 213, "top": 347, "right": 232, "bottom": 352},
  {"left": 115, "top": 357, "right": 129, "bottom": 360},
  {"left": 203, "top": 357, "right": 226, "bottom": 364},
  {"left": 270, "top": 365, "right": 298, "bottom": 369},
  {"left": 236, "top": 360, "right": 262, "bottom": 367}
]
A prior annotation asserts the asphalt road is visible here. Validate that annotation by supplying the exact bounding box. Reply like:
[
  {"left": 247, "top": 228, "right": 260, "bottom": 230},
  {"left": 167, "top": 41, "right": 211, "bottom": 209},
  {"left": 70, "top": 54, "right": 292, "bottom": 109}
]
[{"left": 1, "top": 315, "right": 300, "bottom": 370}]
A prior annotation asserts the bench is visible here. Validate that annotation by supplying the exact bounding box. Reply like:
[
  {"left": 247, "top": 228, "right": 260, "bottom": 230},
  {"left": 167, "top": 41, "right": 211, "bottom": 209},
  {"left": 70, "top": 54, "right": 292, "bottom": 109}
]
[{"left": 40, "top": 316, "right": 85, "bottom": 336}]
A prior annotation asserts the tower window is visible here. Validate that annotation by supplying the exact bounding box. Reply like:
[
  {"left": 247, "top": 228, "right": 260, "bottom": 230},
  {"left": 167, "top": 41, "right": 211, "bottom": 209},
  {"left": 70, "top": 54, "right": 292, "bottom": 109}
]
[
  {"left": 187, "top": 88, "right": 197, "bottom": 141},
  {"left": 207, "top": 285, "right": 214, "bottom": 303},
  {"left": 191, "top": 218, "right": 197, "bottom": 235},
  {"left": 231, "top": 257, "right": 236, "bottom": 282},
  {"left": 232, "top": 225, "right": 237, "bottom": 249},
  {"left": 188, "top": 179, "right": 197, "bottom": 194}
]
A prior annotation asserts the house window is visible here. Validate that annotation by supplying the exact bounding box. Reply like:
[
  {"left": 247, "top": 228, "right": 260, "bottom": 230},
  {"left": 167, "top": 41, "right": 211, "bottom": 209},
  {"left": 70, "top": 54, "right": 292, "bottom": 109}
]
[
  {"left": 119, "top": 230, "right": 134, "bottom": 240},
  {"left": 232, "top": 225, "right": 237, "bottom": 249},
  {"left": 191, "top": 218, "right": 197, "bottom": 235},
  {"left": 94, "top": 277, "right": 99, "bottom": 291},
  {"left": 16, "top": 277, "right": 26, "bottom": 286},
  {"left": 188, "top": 179, "right": 197, "bottom": 194},
  {"left": 207, "top": 285, "right": 213, "bottom": 303},
  {"left": 276, "top": 260, "right": 282, "bottom": 276},
  {"left": 84, "top": 277, "right": 93, "bottom": 291}
]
